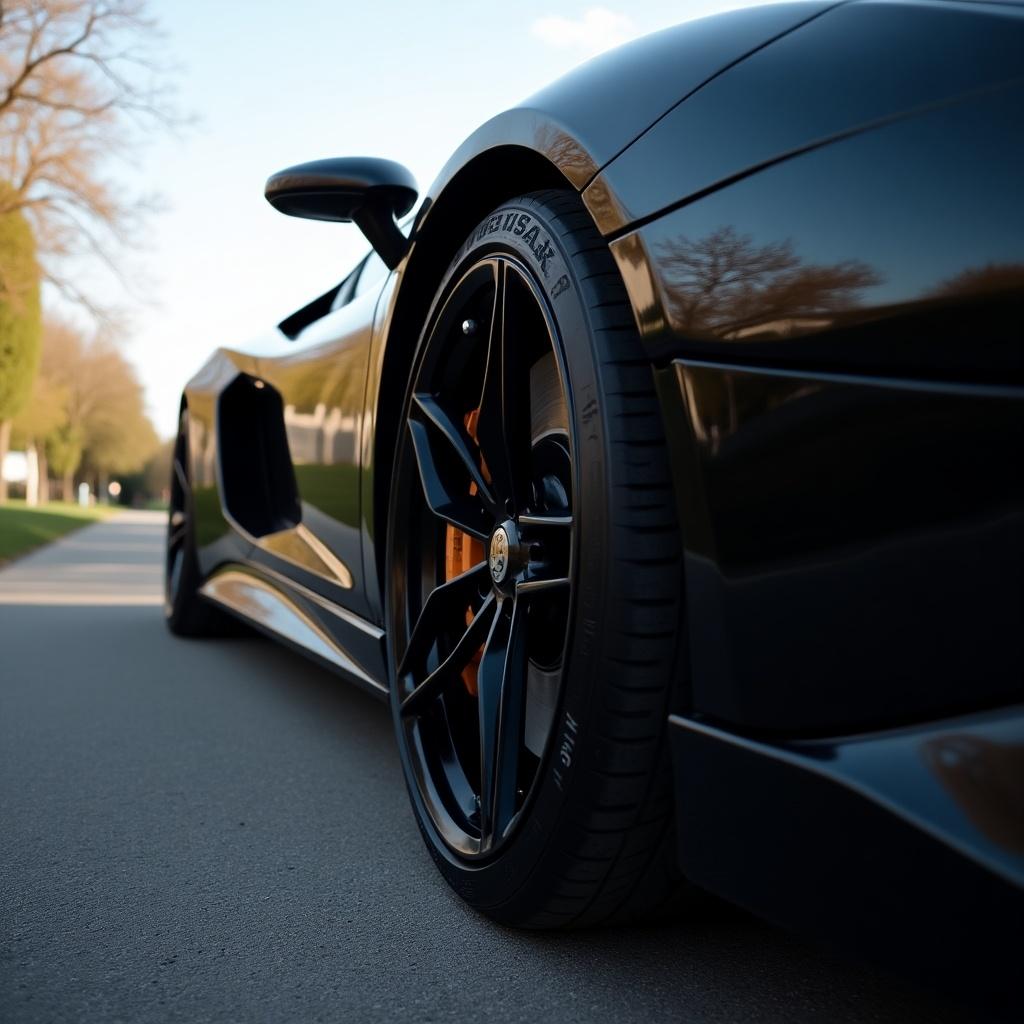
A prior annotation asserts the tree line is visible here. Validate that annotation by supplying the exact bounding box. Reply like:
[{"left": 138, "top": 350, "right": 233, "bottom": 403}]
[
  {"left": 3, "top": 308, "right": 160, "bottom": 503},
  {"left": 0, "top": 1, "right": 178, "bottom": 505}
]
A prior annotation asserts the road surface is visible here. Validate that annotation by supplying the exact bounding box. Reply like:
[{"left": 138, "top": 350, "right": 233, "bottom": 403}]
[{"left": 0, "top": 512, "right": 1001, "bottom": 1022}]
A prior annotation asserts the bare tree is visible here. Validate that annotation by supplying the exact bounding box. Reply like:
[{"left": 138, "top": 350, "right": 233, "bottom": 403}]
[
  {"left": 929, "top": 262, "right": 1024, "bottom": 299},
  {"left": 0, "top": 0, "right": 180, "bottom": 318},
  {"left": 657, "top": 226, "right": 880, "bottom": 339}
]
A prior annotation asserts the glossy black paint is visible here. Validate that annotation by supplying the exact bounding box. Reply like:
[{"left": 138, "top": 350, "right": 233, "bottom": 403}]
[
  {"left": 254, "top": 286, "right": 382, "bottom": 624},
  {"left": 178, "top": 0, "right": 1024, "bottom": 967},
  {"left": 603, "top": 77, "right": 1024, "bottom": 382},
  {"left": 670, "top": 708, "right": 1024, "bottom": 996},
  {"left": 659, "top": 359, "right": 1024, "bottom": 734},
  {"left": 587, "top": 0, "right": 1024, "bottom": 234}
]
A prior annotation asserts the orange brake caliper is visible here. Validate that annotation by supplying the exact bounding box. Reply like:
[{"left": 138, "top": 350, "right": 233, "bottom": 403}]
[{"left": 445, "top": 408, "right": 487, "bottom": 696}]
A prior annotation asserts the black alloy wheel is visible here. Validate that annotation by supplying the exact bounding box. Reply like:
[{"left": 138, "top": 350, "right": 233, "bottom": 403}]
[
  {"left": 387, "top": 191, "right": 692, "bottom": 927},
  {"left": 164, "top": 407, "right": 230, "bottom": 637},
  {"left": 165, "top": 412, "right": 191, "bottom": 608},
  {"left": 392, "top": 254, "right": 575, "bottom": 858}
]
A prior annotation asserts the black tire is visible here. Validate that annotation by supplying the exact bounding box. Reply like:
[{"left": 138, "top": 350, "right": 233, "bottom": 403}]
[
  {"left": 386, "top": 190, "right": 695, "bottom": 927},
  {"left": 164, "top": 407, "right": 236, "bottom": 637}
]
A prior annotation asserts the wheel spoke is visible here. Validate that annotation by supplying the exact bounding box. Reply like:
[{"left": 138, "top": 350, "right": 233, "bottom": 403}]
[
  {"left": 477, "top": 597, "right": 528, "bottom": 848},
  {"left": 168, "top": 522, "right": 187, "bottom": 549},
  {"left": 518, "top": 512, "right": 572, "bottom": 529},
  {"left": 411, "top": 393, "right": 498, "bottom": 514},
  {"left": 401, "top": 594, "right": 497, "bottom": 717},
  {"left": 172, "top": 457, "right": 189, "bottom": 495},
  {"left": 167, "top": 548, "right": 183, "bottom": 596},
  {"left": 408, "top": 419, "right": 491, "bottom": 540},
  {"left": 476, "top": 261, "right": 534, "bottom": 514},
  {"left": 399, "top": 561, "right": 489, "bottom": 678},
  {"left": 515, "top": 576, "right": 570, "bottom": 597},
  {"left": 166, "top": 420, "right": 191, "bottom": 602}
]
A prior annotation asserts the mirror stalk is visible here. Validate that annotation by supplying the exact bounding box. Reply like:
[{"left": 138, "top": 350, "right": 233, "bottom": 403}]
[{"left": 352, "top": 202, "right": 409, "bottom": 270}]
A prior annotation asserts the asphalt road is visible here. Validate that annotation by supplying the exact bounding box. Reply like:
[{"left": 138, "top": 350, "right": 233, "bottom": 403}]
[{"left": 0, "top": 513, "right": 1002, "bottom": 1023}]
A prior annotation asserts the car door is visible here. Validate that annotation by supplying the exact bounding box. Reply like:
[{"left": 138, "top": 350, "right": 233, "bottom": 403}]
[{"left": 249, "top": 250, "right": 389, "bottom": 624}]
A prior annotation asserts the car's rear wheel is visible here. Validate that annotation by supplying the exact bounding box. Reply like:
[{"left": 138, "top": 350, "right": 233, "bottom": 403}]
[
  {"left": 164, "top": 407, "right": 233, "bottom": 637},
  {"left": 386, "top": 190, "right": 692, "bottom": 927}
]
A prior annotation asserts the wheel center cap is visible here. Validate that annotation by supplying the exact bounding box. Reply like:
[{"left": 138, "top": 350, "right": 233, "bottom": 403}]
[{"left": 489, "top": 525, "right": 511, "bottom": 583}]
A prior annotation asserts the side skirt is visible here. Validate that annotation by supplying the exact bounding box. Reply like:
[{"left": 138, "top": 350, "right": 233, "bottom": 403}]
[
  {"left": 200, "top": 565, "right": 388, "bottom": 700},
  {"left": 670, "top": 709, "right": 1024, "bottom": 994}
]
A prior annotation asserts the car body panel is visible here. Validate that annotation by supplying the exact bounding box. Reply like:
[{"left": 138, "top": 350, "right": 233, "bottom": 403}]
[
  {"left": 357, "top": 270, "right": 399, "bottom": 624},
  {"left": 605, "top": 76, "right": 1024, "bottom": 380},
  {"left": 199, "top": 565, "right": 387, "bottom": 697},
  {"left": 586, "top": 0, "right": 1024, "bottom": 235},
  {"left": 670, "top": 706, "right": 1024, "bottom": 985},
  {"left": 251, "top": 288, "right": 380, "bottom": 623},
  {"left": 658, "top": 359, "right": 1024, "bottom": 734}
]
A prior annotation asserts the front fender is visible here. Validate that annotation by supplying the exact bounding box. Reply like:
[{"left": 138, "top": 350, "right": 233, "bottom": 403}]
[{"left": 415, "top": 1, "right": 834, "bottom": 210}]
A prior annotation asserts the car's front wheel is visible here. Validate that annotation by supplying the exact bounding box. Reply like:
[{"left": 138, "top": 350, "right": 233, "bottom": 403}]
[{"left": 386, "top": 190, "right": 691, "bottom": 927}]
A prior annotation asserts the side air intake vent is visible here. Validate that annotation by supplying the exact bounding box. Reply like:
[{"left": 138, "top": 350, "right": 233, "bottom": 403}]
[{"left": 217, "top": 373, "right": 300, "bottom": 537}]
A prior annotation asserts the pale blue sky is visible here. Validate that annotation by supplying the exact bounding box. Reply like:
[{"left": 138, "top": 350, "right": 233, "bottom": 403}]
[{"left": 73, "top": 1, "right": 762, "bottom": 436}]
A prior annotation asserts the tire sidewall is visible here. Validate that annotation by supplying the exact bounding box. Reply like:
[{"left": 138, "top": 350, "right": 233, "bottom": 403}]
[
  {"left": 164, "top": 407, "right": 220, "bottom": 635},
  {"left": 165, "top": 409, "right": 195, "bottom": 625}
]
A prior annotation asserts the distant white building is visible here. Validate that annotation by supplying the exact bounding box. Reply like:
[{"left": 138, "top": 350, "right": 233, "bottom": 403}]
[
  {"left": 2, "top": 450, "right": 28, "bottom": 484},
  {"left": 2, "top": 449, "right": 42, "bottom": 504}
]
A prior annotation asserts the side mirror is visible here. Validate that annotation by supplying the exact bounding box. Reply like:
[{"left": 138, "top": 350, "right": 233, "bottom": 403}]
[{"left": 265, "top": 157, "right": 417, "bottom": 269}]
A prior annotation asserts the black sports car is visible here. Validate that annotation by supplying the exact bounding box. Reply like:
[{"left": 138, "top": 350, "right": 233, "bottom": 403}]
[{"left": 167, "top": 0, "right": 1023, "bottom": 976}]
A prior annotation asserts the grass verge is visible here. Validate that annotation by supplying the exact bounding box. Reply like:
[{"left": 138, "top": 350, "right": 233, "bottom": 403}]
[{"left": 0, "top": 500, "right": 114, "bottom": 566}]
